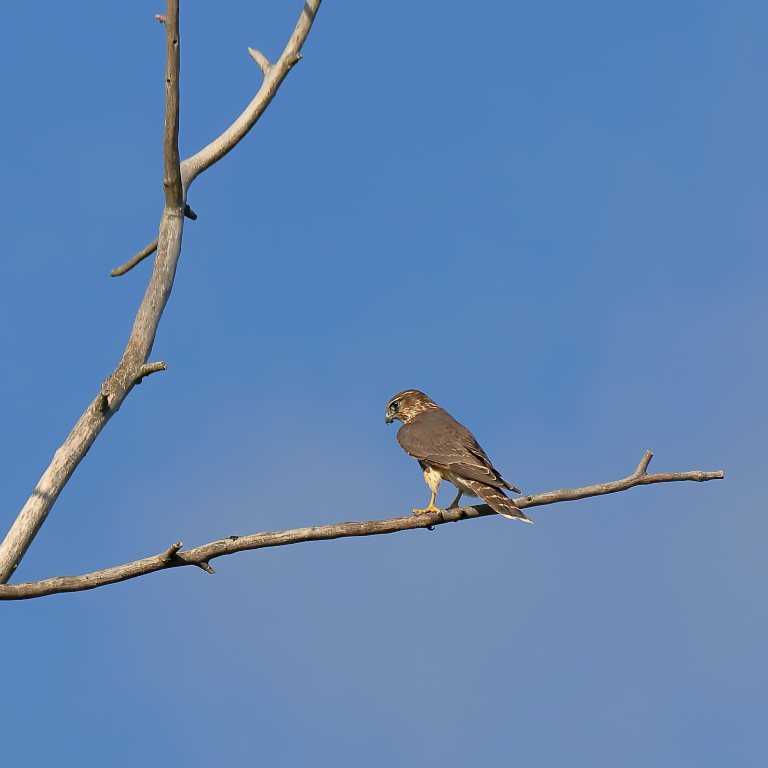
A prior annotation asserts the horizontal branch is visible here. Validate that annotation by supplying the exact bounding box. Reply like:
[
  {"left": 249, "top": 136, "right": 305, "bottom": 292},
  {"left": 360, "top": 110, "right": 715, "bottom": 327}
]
[
  {"left": 0, "top": 452, "right": 723, "bottom": 601},
  {"left": 136, "top": 361, "right": 168, "bottom": 383}
]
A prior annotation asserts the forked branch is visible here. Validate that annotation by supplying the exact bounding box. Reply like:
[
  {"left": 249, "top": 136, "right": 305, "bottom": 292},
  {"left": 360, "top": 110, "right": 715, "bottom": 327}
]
[
  {"left": 112, "top": 0, "right": 321, "bottom": 277},
  {"left": 0, "top": 0, "right": 324, "bottom": 584},
  {"left": 0, "top": 452, "right": 723, "bottom": 600}
]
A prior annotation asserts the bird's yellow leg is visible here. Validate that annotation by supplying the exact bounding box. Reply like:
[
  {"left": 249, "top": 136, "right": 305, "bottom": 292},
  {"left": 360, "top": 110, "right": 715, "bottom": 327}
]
[
  {"left": 413, "top": 491, "right": 440, "bottom": 515},
  {"left": 447, "top": 490, "right": 463, "bottom": 509}
]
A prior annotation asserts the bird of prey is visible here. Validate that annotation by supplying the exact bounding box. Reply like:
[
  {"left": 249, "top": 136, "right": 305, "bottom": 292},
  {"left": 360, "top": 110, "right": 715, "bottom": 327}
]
[{"left": 385, "top": 389, "right": 532, "bottom": 523}]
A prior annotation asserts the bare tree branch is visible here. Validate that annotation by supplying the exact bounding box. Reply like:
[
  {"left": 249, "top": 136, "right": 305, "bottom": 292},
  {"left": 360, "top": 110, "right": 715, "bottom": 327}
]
[
  {"left": 0, "top": 452, "right": 724, "bottom": 600},
  {"left": 112, "top": 0, "right": 322, "bottom": 276},
  {"left": 162, "top": 4, "right": 183, "bottom": 210},
  {"left": 110, "top": 238, "right": 159, "bottom": 277},
  {"left": 179, "top": 0, "right": 318, "bottom": 189},
  {"left": 110, "top": 206, "right": 197, "bottom": 277},
  {"left": 136, "top": 361, "right": 168, "bottom": 382},
  {"left": 248, "top": 47, "right": 272, "bottom": 77},
  {"left": 0, "top": 1, "right": 324, "bottom": 584}
]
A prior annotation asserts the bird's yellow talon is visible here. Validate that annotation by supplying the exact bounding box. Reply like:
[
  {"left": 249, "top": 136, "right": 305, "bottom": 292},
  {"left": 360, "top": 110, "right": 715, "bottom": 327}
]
[
  {"left": 413, "top": 504, "right": 441, "bottom": 515},
  {"left": 412, "top": 491, "right": 440, "bottom": 515}
]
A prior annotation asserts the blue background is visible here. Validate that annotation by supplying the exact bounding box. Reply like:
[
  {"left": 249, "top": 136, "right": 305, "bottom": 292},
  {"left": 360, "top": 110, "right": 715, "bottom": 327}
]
[{"left": 1, "top": 1, "right": 765, "bottom": 765}]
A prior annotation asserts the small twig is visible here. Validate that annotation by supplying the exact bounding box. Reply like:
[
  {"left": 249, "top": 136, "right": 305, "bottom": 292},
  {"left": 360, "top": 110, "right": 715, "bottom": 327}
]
[
  {"left": 111, "top": 203, "right": 196, "bottom": 277},
  {"left": 285, "top": 52, "right": 303, "bottom": 69},
  {"left": 0, "top": 453, "right": 723, "bottom": 600},
  {"left": 635, "top": 450, "right": 654, "bottom": 475},
  {"left": 162, "top": 542, "right": 183, "bottom": 562},
  {"left": 110, "top": 239, "right": 159, "bottom": 277},
  {"left": 248, "top": 47, "right": 272, "bottom": 77},
  {"left": 135, "top": 361, "right": 168, "bottom": 384},
  {"left": 155, "top": 15, "right": 166, "bottom": 24}
]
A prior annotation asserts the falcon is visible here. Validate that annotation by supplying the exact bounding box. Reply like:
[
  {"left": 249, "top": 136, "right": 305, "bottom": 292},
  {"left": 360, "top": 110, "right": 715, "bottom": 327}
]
[{"left": 385, "top": 389, "right": 532, "bottom": 523}]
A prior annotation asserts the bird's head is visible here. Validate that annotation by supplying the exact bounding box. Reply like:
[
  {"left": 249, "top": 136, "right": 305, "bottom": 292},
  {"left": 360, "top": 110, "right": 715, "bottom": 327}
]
[{"left": 385, "top": 390, "right": 438, "bottom": 424}]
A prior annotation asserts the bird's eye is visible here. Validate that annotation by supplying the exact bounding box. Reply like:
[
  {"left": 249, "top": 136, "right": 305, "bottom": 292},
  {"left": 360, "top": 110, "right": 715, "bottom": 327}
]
[{"left": 389, "top": 401, "right": 399, "bottom": 411}]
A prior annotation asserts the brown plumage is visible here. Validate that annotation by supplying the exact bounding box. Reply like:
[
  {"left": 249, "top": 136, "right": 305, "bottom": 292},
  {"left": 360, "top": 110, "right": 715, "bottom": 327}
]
[{"left": 385, "top": 390, "right": 531, "bottom": 523}]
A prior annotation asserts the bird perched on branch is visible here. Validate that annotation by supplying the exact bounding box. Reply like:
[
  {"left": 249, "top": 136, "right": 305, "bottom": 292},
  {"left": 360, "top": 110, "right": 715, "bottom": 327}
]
[{"left": 385, "top": 389, "right": 531, "bottom": 523}]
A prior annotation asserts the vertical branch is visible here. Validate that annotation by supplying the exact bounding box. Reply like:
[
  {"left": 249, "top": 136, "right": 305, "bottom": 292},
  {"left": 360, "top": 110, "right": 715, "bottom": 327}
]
[
  {"left": 0, "top": 2, "right": 186, "bottom": 585},
  {"left": 163, "top": 1, "right": 183, "bottom": 209}
]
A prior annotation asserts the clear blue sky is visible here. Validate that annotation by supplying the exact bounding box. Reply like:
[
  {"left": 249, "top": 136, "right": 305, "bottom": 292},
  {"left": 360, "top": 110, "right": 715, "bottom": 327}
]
[{"left": 1, "top": 1, "right": 765, "bottom": 765}]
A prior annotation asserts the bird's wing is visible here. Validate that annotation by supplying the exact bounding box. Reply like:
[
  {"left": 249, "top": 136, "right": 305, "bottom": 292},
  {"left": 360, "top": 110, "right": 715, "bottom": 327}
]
[{"left": 397, "top": 409, "right": 519, "bottom": 492}]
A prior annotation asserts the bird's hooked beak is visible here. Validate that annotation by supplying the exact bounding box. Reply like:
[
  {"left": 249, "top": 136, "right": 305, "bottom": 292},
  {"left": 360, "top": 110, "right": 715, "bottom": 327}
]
[
  {"left": 384, "top": 401, "right": 398, "bottom": 424},
  {"left": 385, "top": 395, "right": 404, "bottom": 424}
]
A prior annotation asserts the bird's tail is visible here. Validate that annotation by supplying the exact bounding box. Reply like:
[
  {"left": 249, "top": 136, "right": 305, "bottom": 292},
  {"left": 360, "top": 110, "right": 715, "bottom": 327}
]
[{"left": 465, "top": 479, "right": 533, "bottom": 524}]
